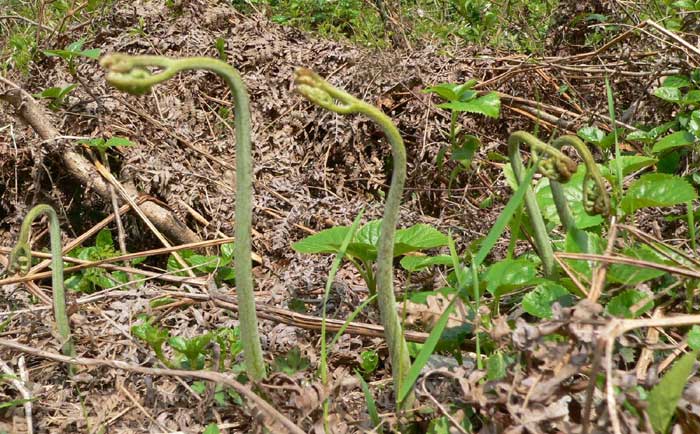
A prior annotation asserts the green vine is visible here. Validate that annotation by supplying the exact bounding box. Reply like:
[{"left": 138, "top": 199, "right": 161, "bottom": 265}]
[
  {"left": 100, "top": 54, "right": 265, "bottom": 381},
  {"left": 294, "top": 68, "right": 414, "bottom": 408},
  {"left": 9, "top": 205, "right": 74, "bottom": 359}
]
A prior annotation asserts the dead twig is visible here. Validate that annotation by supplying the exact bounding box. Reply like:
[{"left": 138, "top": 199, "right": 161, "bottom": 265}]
[{"left": 0, "top": 338, "right": 306, "bottom": 434}]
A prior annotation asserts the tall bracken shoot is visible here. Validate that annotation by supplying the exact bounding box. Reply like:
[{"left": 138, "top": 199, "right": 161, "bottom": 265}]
[
  {"left": 294, "top": 68, "right": 414, "bottom": 408},
  {"left": 100, "top": 54, "right": 266, "bottom": 381},
  {"left": 9, "top": 205, "right": 74, "bottom": 360}
]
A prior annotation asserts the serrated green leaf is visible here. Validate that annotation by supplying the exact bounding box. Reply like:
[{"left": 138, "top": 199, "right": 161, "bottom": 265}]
[
  {"left": 577, "top": 126, "right": 606, "bottom": 143},
  {"left": 438, "top": 92, "right": 501, "bottom": 118},
  {"left": 606, "top": 290, "right": 653, "bottom": 318},
  {"left": 648, "top": 350, "right": 699, "bottom": 433},
  {"left": 621, "top": 173, "right": 697, "bottom": 214},
  {"left": 400, "top": 255, "right": 453, "bottom": 272},
  {"left": 652, "top": 130, "right": 696, "bottom": 153},
  {"left": 292, "top": 226, "right": 352, "bottom": 254},
  {"left": 423, "top": 83, "right": 458, "bottom": 101},
  {"left": 483, "top": 258, "right": 538, "bottom": 296},
  {"left": 522, "top": 282, "right": 571, "bottom": 319},
  {"left": 654, "top": 86, "right": 683, "bottom": 103}
]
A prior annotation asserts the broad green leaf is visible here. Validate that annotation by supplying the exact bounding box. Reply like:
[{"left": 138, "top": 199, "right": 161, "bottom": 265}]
[
  {"left": 562, "top": 230, "right": 604, "bottom": 280},
  {"left": 606, "top": 290, "right": 653, "bottom": 318},
  {"left": 483, "top": 258, "right": 538, "bottom": 296},
  {"left": 620, "top": 173, "right": 697, "bottom": 214},
  {"left": 522, "top": 282, "right": 571, "bottom": 319},
  {"left": 105, "top": 137, "right": 135, "bottom": 147},
  {"left": 438, "top": 92, "right": 501, "bottom": 118},
  {"left": 577, "top": 126, "right": 606, "bottom": 144},
  {"left": 688, "top": 110, "right": 700, "bottom": 136},
  {"left": 653, "top": 86, "right": 682, "bottom": 103},
  {"left": 608, "top": 246, "right": 668, "bottom": 285},
  {"left": 66, "top": 39, "right": 85, "bottom": 52},
  {"left": 662, "top": 75, "right": 690, "bottom": 88},
  {"left": 486, "top": 351, "right": 507, "bottom": 380},
  {"left": 79, "top": 48, "right": 101, "bottom": 59},
  {"left": 203, "top": 423, "right": 221, "bottom": 434},
  {"left": 652, "top": 130, "right": 696, "bottom": 153},
  {"left": 394, "top": 224, "right": 448, "bottom": 255},
  {"left": 603, "top": 156, "right": 658, "bottom": 179},
  {"left": 423, "top": 83, "right": 458, "bottom": 101},
  {"left": 400, "top": 255, "right": 453, "bottom": 272},
  {"left": 43, "top": 49, "right": 74, "bottom": 58},
  {"left": 221, "top": 243, "right": 234, "bottom": 258},
  {"left": 292, "top": 226, "right": 351, "bottom": 254},
  {"left": 626, "top": 129, "right": 653, "bottom": 143},
  {"left": 688, "top": 325, "right": 700, "bottom": 351},
  {"left": 36, "top": 87, "right": 63, "bottom": 98},
  {"left": 683, "top": 89, "right": 700, "bottom": 104},
  {"left": 355, "top": 220, "right": 382, "bottom": 247},
  {"left": 648, "top": 350, "right": 699, "bottom": 433},
  {"left": 95, "top": 228, "right": 113, "bottom": 250},
  {"left": 424, "top": 81, "right": 478, "bottom": 102}
]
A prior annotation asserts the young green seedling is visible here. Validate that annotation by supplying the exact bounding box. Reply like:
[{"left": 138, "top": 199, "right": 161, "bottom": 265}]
[
  {"left": 294, "top": 68, "right": 414, "bottom": 408},
  {"left": 8, "top": 205, "right": 74, "bottom": 360},
  {"left": 100, "top": 54, "right": 265, "bottom": 381}
]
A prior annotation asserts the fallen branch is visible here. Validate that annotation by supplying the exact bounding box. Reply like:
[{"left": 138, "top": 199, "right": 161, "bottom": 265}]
[{"left": 0, "top": 80, "right": 199, "bottom": 244}]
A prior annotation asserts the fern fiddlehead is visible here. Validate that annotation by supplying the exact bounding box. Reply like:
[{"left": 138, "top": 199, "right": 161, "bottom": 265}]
[
  {"left": 100, "top": 54, "right": 265, "bottom": 381},
  {"left": 548, "top": 135, "right": 610, "bottom": 249},
  {"left": 508, "top": 131, "right": 577, "bottom": 277},
  {"left": 551, "top": 135, "right": 610, "bottom": 218},
  {"left": 294, "top": 68, "right": 414, "bottom": 408},
  {"left": 9, "top": 205, "right": 74, "bottom": 359},
  {"left": 509, "top": 132, "right": 611, "bottom": 273}
]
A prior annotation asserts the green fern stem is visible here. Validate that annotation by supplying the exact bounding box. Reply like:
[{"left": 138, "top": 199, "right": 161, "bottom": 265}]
[
  {"left": 9, "top": 205, "right": 74, "bottom": 359},
  {"left": 100, "top": 54, "right": 265, "bottom": 381},
  {"left": 508, "top": 131, "right": 577, "bottom": 278},
  {"left": 549, "top": 135, "right": 610, "bottom": 249},
  {"left": 294, "top": 68, "right": 414, "bottom": 409}
]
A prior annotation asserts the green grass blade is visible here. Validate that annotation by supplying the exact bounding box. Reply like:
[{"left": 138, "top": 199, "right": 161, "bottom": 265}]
[
  {"left": 329, "top": 294, "right": 377, "bottom": 350},
  {"left": 606, "top": 76, "right": 624, "bottom": 204},
  {"left": 357, "top": 371, "right": 383, "bottom": 433},
  {"left": 398, "top": 164, "right": 538, "bottom": 404},
  {"left": 321, "top": 210, "right": 364, "bottom": 383}
]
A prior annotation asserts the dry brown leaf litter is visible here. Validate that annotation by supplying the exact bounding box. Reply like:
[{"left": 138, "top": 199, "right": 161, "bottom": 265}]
[{"left": 1, "top": 0, "right": 698, "bottom": 432}]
